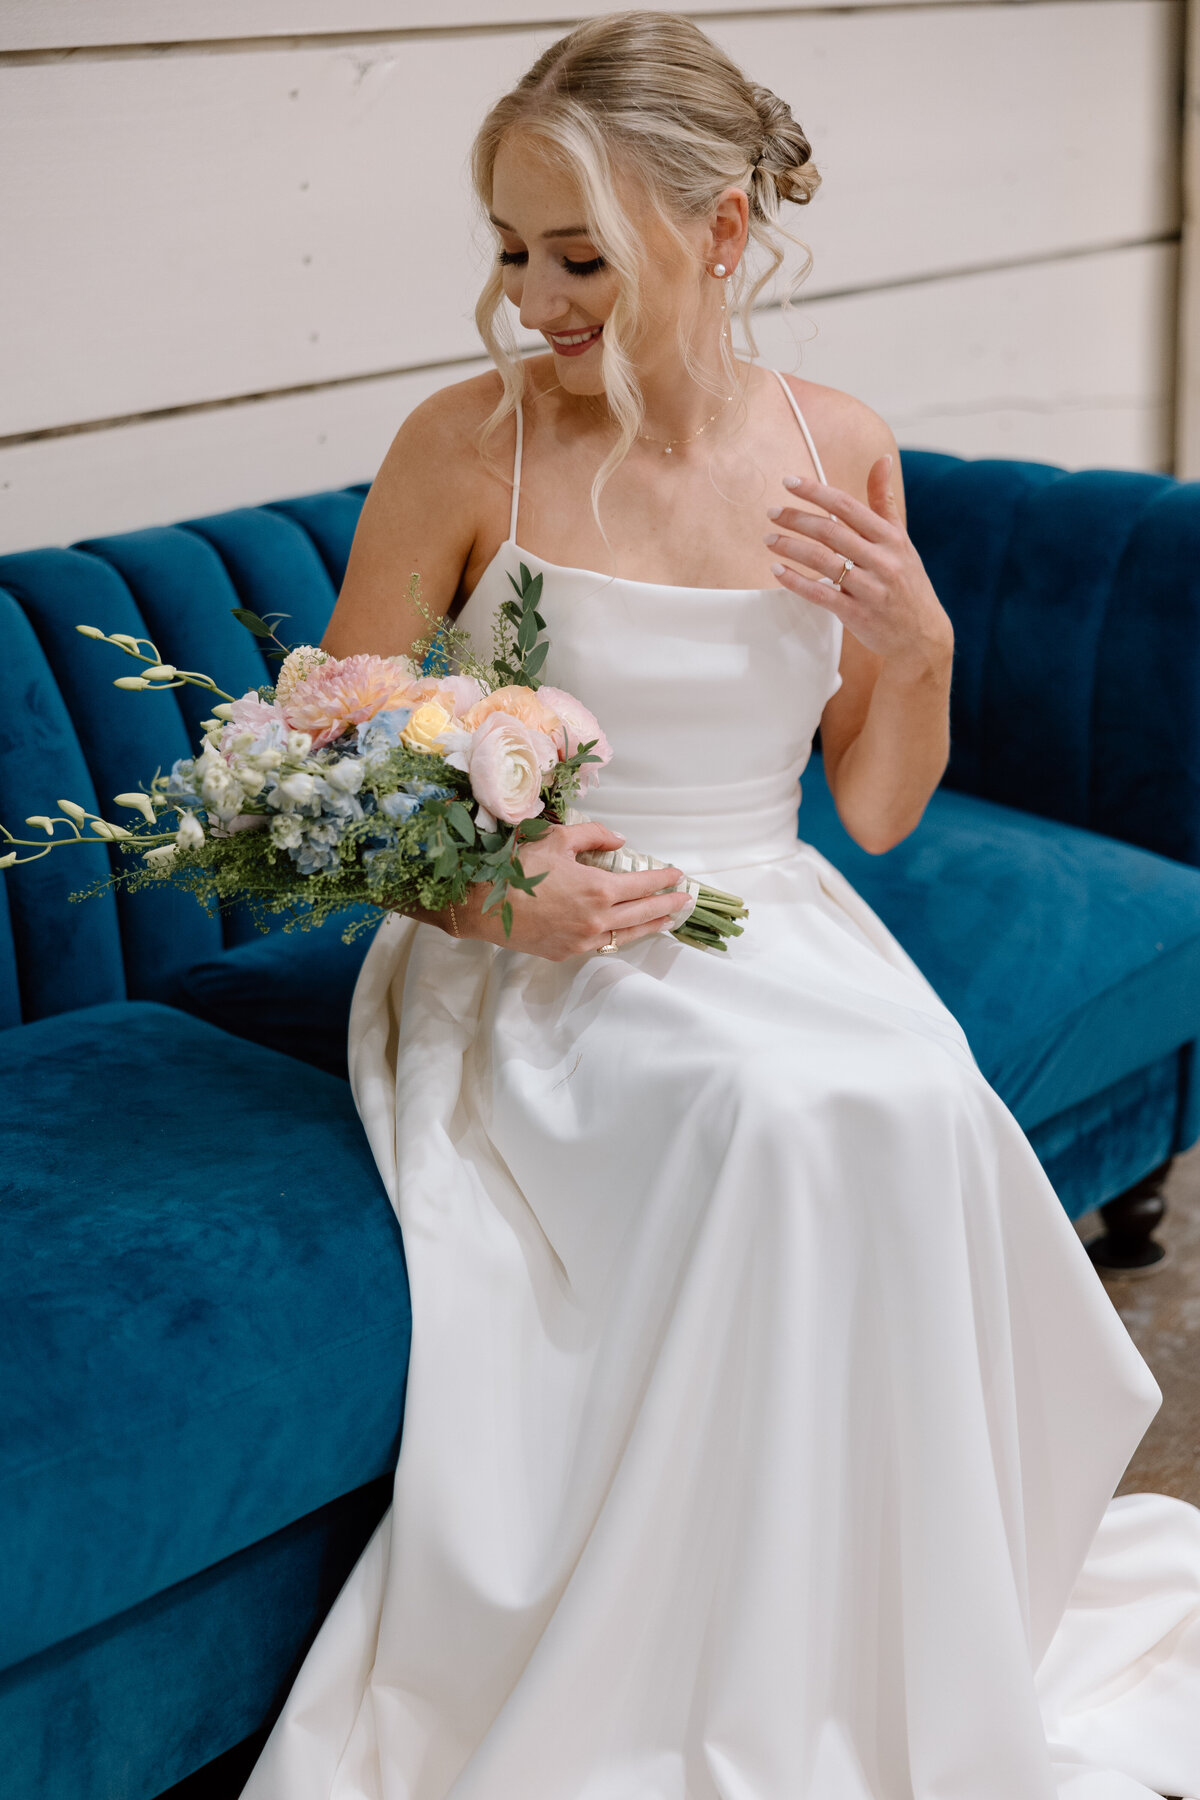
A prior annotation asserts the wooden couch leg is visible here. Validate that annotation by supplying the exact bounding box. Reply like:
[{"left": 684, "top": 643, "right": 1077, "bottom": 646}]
[{"left": 1085, "top": 1159, "right": 1172, "bottom": 1272}]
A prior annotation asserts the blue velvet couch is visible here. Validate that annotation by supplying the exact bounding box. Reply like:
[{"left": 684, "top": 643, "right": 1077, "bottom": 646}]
[{"left": 3, "top": 451, "right": 1200, "bottom": 1798}]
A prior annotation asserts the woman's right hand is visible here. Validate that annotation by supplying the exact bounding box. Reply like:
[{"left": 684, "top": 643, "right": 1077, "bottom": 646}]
[{"left": 448, "top": 820, "right": 692, "bottom": 960}]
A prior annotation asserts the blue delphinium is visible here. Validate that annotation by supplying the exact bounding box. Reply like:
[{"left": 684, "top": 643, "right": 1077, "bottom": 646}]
[{"left": 356, "top": 708, "right": 413, "bottom": 766}]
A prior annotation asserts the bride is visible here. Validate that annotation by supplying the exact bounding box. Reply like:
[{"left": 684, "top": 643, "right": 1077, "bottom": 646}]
[{"left": 241, "top": 13, "right": 1200, "bottom": 1798}]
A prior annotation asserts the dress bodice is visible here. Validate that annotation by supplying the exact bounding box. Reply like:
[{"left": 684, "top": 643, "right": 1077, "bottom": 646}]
[{"left": 455, "top": 368, "right": 844, "bottom": 874}]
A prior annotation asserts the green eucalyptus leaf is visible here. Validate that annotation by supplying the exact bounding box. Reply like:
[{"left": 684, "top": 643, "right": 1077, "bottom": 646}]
[
  {"left": 230, "top": 608, "right": 275, "bottom": 640},
  {"left": 446, "top": 802, "right": 476, "bottom": 843}
]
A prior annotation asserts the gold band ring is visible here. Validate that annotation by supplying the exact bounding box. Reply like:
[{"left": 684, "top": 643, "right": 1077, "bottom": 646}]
[
  {"left": 819, "top": 556, "right": 855, "bottom": 593},
  {"left": 596, "top": 930, "right": 619, "bottom": 955}
]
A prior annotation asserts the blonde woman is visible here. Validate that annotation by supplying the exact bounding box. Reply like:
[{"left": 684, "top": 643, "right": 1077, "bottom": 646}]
[{"left": 242, "top": 14, "right": 1200, "bottom": 1798}]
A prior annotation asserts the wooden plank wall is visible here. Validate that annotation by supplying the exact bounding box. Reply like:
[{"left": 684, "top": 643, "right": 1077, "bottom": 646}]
[{"left": 0, "top": 0, "right": 1184, "bottom": 552}]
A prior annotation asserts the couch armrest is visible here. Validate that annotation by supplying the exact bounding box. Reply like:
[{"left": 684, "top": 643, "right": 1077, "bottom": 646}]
[{"left": 900, "top": 452, "right": 1200, "bottom": 868}]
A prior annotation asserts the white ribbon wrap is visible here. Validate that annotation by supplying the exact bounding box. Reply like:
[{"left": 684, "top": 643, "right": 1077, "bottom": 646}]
[{"left": 561, "top": 805, "right": 700, "bottom": 934}]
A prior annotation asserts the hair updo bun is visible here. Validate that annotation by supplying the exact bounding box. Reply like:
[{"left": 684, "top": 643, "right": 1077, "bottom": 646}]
[
  {"left": 749, "top": 84, "right": 821, "bottom": 214},
  {"left": 471, "top": 10, "right": 821, "bottom": 527}
]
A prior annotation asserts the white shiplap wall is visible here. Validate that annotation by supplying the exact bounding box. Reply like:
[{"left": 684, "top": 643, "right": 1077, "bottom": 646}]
[{"left": 0, "top": 0, "right": 1184, "bottom": 552}]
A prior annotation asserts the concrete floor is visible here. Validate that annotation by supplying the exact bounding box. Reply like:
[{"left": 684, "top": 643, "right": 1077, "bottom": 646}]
[{"left": 1076, "top": 1141, "right": 1200, "bottom": 1507}]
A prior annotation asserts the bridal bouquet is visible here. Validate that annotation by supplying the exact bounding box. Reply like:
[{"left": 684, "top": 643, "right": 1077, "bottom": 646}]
[{"left": 0, "top": 567, "right": 748, "bottom": 952}]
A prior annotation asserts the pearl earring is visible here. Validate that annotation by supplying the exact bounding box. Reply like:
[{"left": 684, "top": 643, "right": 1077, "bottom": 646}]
[{"left": 712, "top": 263, "right": 727, "bottom": 278}]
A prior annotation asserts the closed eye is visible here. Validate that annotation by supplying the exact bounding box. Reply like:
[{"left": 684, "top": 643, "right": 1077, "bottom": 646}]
[{"left": 497, "top": 249, "right": 607, "bottom": 278}]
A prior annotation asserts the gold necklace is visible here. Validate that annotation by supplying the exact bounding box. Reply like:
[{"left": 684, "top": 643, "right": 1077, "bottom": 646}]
[{"left": 637, "top": 389, "right": 736, "bottom": 455}]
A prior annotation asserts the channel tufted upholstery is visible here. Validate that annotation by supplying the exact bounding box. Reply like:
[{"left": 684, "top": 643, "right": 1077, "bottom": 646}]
[
  {"left": 899, "top": 456, "right": 1200, "bottom": 863},
  {"left": 3, "top": 452, "right": 1200, "bottom": 1799}
]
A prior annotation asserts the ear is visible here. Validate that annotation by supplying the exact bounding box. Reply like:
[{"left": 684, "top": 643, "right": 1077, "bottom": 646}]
[{"left": 707, "top": 185, "right": 750, "bottom": 273}]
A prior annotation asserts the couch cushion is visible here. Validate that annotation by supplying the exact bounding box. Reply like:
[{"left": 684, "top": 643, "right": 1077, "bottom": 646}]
[
  {"left": 0, "top": 1002, "right": 409, "bottom": 1671},
  {"left": 0, "top": 1477, "right": 391, "bottom": 1800},
  {"left": 900, "top": 455, "right": 1200, "bottom": 866},
  {"left": 799, "top": 756, "right": 1200, "bottom": 1131},
  {"left": 167, "top": 915, "right": 379, "bottom": 1080}
]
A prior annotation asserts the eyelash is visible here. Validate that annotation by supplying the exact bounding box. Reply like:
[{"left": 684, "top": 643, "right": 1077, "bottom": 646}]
[{"left": 497, "top": 250, "right": 607, "bottom": 278}]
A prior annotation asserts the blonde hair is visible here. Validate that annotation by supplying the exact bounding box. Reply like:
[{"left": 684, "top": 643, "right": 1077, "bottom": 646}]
[{"left": 469, "top": 9, "right": 820, "bottom": 524}]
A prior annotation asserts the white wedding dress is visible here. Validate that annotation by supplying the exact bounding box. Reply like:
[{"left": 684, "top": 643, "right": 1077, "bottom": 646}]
[{"left": 241, "top": 371, "right": 1200, "bottom": 1800}]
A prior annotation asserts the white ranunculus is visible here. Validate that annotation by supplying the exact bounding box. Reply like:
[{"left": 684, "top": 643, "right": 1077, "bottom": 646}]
[{"left": 465, "top": 713, "right": 550, "bottom": 826}]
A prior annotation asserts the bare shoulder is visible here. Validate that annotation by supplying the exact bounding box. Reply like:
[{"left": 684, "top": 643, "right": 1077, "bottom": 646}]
[
  {"left": 776, "top": 373, "right": 899, "bottom": 504},
  {"left": 373, "top": 368, "right": 510, "bottom": 494}
]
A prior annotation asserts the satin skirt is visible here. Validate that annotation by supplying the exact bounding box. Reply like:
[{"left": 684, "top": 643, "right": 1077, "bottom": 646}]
[{"left": 240, "top": 839, "right": 1200, "bottom": 1800}]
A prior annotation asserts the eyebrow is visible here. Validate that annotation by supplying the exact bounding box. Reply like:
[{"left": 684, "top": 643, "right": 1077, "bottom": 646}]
[{"left": 488, "top": 214, "right": 593, "bottom": 240}]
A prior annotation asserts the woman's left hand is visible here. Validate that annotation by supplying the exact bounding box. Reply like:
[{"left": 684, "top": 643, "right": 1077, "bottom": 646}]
[{"left": 765, "top": 457, "right": 954, "bottom": 680}]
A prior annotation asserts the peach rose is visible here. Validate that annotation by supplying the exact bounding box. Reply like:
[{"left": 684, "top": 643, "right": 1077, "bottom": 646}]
[
  {"left": 460, "top": 685, "right": 563, "bottom": 752},
  {"left": 401, "top": 673, "right": 483, "bottom": 717}
]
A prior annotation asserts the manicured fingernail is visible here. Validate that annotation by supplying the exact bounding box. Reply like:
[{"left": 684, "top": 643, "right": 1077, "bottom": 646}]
[
  {"left": 783, "top": 476, "right": 806, "bottom": 490},
  {"left": 764, "top": 533, "right": 779, "bottom": 547},
  {"left": 766, "top": 506, "right": 782, "bottom": 520},
  {"left": 771, "top": 562, "right": 787, "bottom": 577}
]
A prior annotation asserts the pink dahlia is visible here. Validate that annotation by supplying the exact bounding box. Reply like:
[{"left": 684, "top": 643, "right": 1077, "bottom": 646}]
[{"left": 282, "top": 654, "right": 417, "bottom": 750}]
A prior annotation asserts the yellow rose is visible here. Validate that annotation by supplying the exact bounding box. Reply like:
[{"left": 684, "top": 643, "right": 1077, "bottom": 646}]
[{"left": 401, "top": 699, "right": 456, "bottom": 754}]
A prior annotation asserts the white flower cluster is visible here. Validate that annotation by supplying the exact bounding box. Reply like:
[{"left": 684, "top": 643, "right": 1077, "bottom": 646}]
[{"left": 156, "top": 698, "right": 377, "bottom": 877}]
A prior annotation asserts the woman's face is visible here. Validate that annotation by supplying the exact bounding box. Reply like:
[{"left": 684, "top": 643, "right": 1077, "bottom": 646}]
[{"left": 488, "top": 130, "right": 717, "bottom": 397}]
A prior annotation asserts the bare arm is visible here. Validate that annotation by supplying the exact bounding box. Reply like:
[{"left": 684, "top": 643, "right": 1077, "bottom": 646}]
[
  {"left": 321, "top": 383, "right": 491, "bottom": 659},
  {"left": 766, "top": 402, "right": 954, "bottom": 855}
]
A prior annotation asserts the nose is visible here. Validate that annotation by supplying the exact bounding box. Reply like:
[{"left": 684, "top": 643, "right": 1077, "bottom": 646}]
[{"left": 515, "top": 260, "right": 574, "bottom": 334}]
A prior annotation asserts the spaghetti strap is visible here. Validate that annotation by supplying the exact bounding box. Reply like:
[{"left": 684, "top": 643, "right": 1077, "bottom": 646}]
[
  {"left": 509, "top": 397, "right": 524, "bottom": 543},
  {"left": 770, "top": 367, "right": 827, "bottom": 486}
]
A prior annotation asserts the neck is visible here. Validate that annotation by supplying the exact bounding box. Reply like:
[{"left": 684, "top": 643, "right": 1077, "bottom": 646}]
[{"left": 581, "top": 326, "right": 747, "bottom": 448}]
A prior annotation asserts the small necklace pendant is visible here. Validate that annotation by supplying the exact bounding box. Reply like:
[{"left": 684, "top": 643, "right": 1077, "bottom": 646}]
[{"left": 663, "top": 445, "right": 673, "bottom": 455}]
